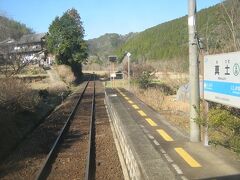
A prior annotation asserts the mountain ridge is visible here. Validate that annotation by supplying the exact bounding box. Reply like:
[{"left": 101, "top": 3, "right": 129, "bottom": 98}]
[
  {"left": 88, "top": 0, "right": 239, "bottom": 72},
  {"left": 0, "top": 15, "right": 33, "bottom": 42}
]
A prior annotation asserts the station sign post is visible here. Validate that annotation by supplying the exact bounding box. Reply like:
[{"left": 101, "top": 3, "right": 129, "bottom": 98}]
[{"left": 108, "top": 56, "right": 117, "bottom": 88}]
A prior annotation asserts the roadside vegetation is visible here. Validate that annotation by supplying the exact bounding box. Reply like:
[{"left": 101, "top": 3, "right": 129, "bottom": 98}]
[
  {"left": 208, "top": 107, "right": 240, "bottom": 153},
  {"left": 0, "top": 8, "right": 88, "bottom": 160},
  {"left": 55, "top": 65, "right": 76, "bottom": 85},
  {"left": 0, "top": 67, "right": 71, "bottom": 160},
  {"left": 0, "top": 76, "right": 70, "bottom": 159}
]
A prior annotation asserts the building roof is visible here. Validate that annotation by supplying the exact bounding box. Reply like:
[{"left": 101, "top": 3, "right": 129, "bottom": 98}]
[
  {"left": 0, "top": 38, "right": 15, "bottom": 54},
  {"left": 18, "top": 33, "right": 46, "bottom": 44},
  {"left": 0, "top": 38, "right": 16, "bottom": 46}
]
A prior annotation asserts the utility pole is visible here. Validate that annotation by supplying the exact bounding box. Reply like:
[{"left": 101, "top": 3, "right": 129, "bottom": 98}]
[
  {"left": 188, "top": 0, "right": 200, "bottom": 142},
  {"left": 127, "top": 52, "right": 131, "bottom": 90}
]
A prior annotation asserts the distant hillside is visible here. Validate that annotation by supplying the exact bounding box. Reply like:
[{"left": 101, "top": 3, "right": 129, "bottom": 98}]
[
  {"left": 0, "top": 15, "right": 33, "bottom": 41},
  {"left": 116, "top": 0, "right": 239, "bottom": 65},
  {"left": 86, "top": 1, "right": 239, "bottom": 71},
  {"left": 87, "top": 32, "right": 136, "bottom": 62},
  {"left": 116, "top": 17, "right": 189, "bottom": 62}
]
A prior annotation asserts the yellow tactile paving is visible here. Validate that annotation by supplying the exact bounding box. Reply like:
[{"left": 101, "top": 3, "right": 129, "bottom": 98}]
[
  {"left": 138, "top": 110, "right": 147, "bottom": 117},
  {"left": 174, "top": 148, "right": 202, "bottom": 168},
  {"left": 116, "top": 89, "right": 201, "bottom": 169},
  {"left": 132, "top": 105, "right": 139, "bottom": 109},
  {"left": 118, "top": 91, "right": 125, "bottom": 96},
  {"left": 128, "top": 100, "right": 133, "bottom": 104},
  {"left": 157, "top": 129, "right": 174, "bottom": 142},
  {"left": 145, "top": 118, "right": 157, "bottom": 127}
]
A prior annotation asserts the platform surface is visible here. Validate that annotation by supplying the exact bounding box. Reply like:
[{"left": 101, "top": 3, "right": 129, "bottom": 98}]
[{"left": 106, "top": 87, "right": 240, "bottom": 180}]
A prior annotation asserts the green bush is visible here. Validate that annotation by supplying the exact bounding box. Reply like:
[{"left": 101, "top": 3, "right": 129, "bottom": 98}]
[
  {"left": 131, "top": 64, "right": 155, "bottom": 89},
  {"left": 137, "top": 71, "right": 153, "bottom": 89},
  {"left": 208, "top": 107, "right": 240, "bottom": 153}
]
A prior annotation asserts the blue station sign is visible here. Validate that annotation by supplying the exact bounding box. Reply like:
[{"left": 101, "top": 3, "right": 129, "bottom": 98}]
[{"left": 204, "top": 51, "right": 240, "bottom": 108}]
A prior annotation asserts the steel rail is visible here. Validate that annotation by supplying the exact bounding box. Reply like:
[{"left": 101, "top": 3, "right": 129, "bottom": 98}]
[
  {"left": 35, "top": 78, "right": 91, "bottom": 180},
  {"left": 85, "top": 74, "right": 96, "bottom": 180}
]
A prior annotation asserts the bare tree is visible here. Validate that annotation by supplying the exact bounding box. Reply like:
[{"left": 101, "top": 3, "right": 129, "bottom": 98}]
[
  {"left": 220, "top": 0, "right": 240, "bottom": 51},
  {"left": 0, "top": 44, "right": 29, "bottom": 77}
]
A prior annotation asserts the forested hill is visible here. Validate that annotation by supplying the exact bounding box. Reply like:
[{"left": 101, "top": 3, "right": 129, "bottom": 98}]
[
  {"left": 0, "top": 15, "right": 33, "bottom": 41},
  {"left": 87, "top": 32, "right": 136, "bottom": 61},
  {"left": 116, "top": 16, "right": 189, "bottom": 62},
  {"left": 116, "top": 0, "right": 239, "bottom": 63}
]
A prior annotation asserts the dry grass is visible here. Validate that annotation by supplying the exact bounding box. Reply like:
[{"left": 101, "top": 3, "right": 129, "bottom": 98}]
[
  {"left": 145, "top": 59, "right": 188, "bottom": 73},
  {"left": 19, "top": 64, "right": 47, "bottom": 75},
  {"left": 162, "top": 96, "right": 189, "bottom": 113},
  {"left": 55, "top": 65, "right": 76, "bottom": 84},
  {"left": 131, "top": 84, "right": 189, "bottom": 113},
  {"left": 29, "top": 82, "right": 50, "bottom": 90},
  {"left": 30, "top": 81, "right": 68, "bottom": 96},
  {"left": 131, "top": 85, "right": 190, "bottom": 133},
  {"left": 131, "top": 85, "right": 165, "bottom": 110},
  {"left": 47, "top": 82, "right": 68, "bottom": 95},
  {"left": 153, "top": 74, "right": 188, "bottom": 93},
  {"left": 162, "top": 112, "right": 189, "bottom": 132},
  {"left": 0, "top": 68, "right": 72, "bottom": 160},
  {"left": 0, "top": 78, "right": 40, "bottom": 112}
]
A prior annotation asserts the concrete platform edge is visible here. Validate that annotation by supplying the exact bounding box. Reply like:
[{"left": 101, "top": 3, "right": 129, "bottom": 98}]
[
  {"left": 105, "top": 89, "right": 177, "bottom": 180},
  {"left": 104, "top": 98, "right": 130, "bottom": 180}
]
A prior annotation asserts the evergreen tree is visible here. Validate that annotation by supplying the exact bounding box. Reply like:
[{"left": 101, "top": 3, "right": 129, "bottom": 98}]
[{"left": 47, "top": 8, "right": 88, "bottom": 76}]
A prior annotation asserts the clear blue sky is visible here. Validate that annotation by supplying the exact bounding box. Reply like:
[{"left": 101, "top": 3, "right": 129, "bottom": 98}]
[{"left": 0, "top": 0, "right": 222, "bottom": 40}]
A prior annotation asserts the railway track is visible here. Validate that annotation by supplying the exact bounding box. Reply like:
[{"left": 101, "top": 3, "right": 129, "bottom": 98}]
[
  {"left": 0, "top": 74, "right": 123, "bottom": 180},
  {"left": 35, "top": 76, "right": 96, "bottom": 180}
]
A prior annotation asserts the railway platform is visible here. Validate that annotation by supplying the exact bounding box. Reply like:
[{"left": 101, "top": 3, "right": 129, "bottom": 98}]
[{"left": 105, "top": 87, "right": 240, "bottom": 180}]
